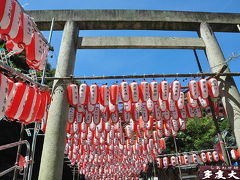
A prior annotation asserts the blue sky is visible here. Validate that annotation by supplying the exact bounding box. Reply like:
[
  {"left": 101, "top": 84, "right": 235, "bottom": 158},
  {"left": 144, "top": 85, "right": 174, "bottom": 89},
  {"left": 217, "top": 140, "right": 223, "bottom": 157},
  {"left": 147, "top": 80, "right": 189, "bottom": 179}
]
[{"left": 19, "top": 0, "right": 240, "bottom": 86}]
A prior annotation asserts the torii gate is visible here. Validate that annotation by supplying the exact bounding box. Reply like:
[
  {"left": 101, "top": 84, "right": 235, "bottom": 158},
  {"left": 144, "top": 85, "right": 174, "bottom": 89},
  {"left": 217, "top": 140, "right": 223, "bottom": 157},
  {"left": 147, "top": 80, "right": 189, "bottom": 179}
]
[{"left": 27, "top": 9, "right": 240, "bottom": 180}]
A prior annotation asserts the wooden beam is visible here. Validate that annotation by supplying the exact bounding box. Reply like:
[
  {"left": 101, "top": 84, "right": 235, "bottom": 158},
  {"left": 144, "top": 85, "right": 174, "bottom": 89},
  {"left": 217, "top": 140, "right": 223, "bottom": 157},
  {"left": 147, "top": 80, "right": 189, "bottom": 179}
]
[
  {"left": 27, "top": 9, "right": 240, "bottom": 32},
  {"left": 78, "top": 37, "right": 205, "bottom": 49}
]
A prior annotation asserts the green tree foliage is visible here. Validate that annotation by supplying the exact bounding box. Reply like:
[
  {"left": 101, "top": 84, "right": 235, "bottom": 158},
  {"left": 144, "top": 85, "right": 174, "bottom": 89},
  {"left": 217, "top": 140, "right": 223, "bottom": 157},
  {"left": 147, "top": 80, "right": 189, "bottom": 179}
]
[
  {"left": 176, "top": 116, "right": 216, "bottom": 152},
  {"left": 164, "top": 115, "right": 234, "bottom": 154}
]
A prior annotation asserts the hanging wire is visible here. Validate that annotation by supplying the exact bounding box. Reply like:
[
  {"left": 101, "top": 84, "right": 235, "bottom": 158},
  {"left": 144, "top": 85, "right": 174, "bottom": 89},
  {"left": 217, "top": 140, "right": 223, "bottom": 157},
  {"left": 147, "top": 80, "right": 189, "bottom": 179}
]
[
  {"left": 38, "top": 72, "right": 240, "bottom": 81},
  {"left": 202, "top": 53, "right": 240, "bottom": 73}
]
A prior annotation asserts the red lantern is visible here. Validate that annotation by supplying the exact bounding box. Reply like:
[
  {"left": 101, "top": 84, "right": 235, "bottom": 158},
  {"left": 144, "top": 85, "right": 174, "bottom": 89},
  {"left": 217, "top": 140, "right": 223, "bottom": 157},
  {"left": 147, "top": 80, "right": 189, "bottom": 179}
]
[
  {"left": 170, "top": 156, "right": 177, "bottom": 166},
  {"left": 179, "top": 106, "right": 187, "bottom": 119},
  {"left": 93, "top": 107, "right": 100, "bottom": 125},
  {"left": 177, "top": 92, "right": 185, "bottom": 110},
  {"left": 183, "top": 154, "right": 189, "bottom": 165},
  {"left": 171, "top": 118, "right": 179, "bottom": 131},
  {"left": 159, "top": 80, "right": 169, "bottom": 101},
  {"left": 26, "top": 32, "right": 45, "bottom": 63},
  {"left": 171, "top": 108, "right": 179, "bottom": 120},
  {"left": 36, "top": 91, "right": 49, "bottom": 122},
  {"left": 200, "top": 152, "right": 207, "bottom": 163},
  {"left": 141, "top": 104, "right": 149, "bottom": 122},
  {"left": 120, "top": 81, "right": 130, "bottom": 102},
  {"left": 129, "top": 81, "right": 139, "bottom": 103},
  {"left": 194, "top": 106, "right": 203, "bottom": 118},
  {"left": 99, "top": 84, "right": 109, "bottom": 106},
  {"left": 67, "top": 83, "right": 78, "bottom": 106},
  {"left": 5, "top": 77, "right": 16, "bottom": 110},
  {"left": 5, "top": 82, "right": 28, "bottom": 120},
  {"left": 231, "top": 149, "right": 238, "bottom": 160},
  {"left": 110, "top": 110, "right": 119, "bottom": 124},
  {"left": 178, "top": 156, "right": 184, "bottom": 165},
  {"left": 149, "top": 80, "right": 159, "bottom": 102},
  {"left": 79, "top": 83, "right": 90, "bottom": 105},
  {"left": 84, "top": 111, "right": 92, "bottom": 124},
  {"left": 153, "top": 103, "right": 161, "bottom": 121},
  {"left": 146, "top": 98, "right": 154, "bottom": 112},
  {"left": 207, "top": 78, "right": 219, "bottom": 98},
  {"left": 0, "top": 0, "right": 14, "bottom": 32},
  {"left": 2, "top": 1, "right": 22, "bottom": 40},
  {"left": 139, "top": 81, "right": 149, "bottom": 102},
  {"left": 167, "top": 94, "right": 176, "bottom": 112},
  {"left": 109, "top": 83, "right": 119, "bottom": 105},
  {"left": 75, "top": 111, "right": 83, "bottom": 123},
  {"left": 18, "top": 86, "right": 36, "bottom": 123},
  {"left": 186, "top": 103, "right": 195, "bottom": 118},
  {"left": 212, "top": 151, "right": 219, "bottom": 162},
  {"left": 188, "top": 80, "right": 199, "bottom": 100},
  {"left": 132, "top": 104, "right": 140, "bottom": 122},
  {"left": 198, "top": 78, "right": 208, "bottom": 99},
  {"left": 122, "top": 109, "right": 131, "bottom": 123},
  {"left": 13, "top": 12, "right": 34, "bottom": 46},
  {"left": 163, "top": 157, "right": 169, "bottom": 168},
  {"left": 89, "top": 83, "right": 99, "bottom": 105},
  {"left": 206, "top": 152, "right": 213, "bottom": 162},
  {"left": 25, "top": 89, "right": 42, "bottom": 124},
  {"left": 156, "top": 158, "right": 163, "bottom": 168},
  {"left": 191, "top": 154, "right": 198, "bottom": 164},
  {"left": 101, "top": 107, "right": 110, "bottom": 122},
  {"left": 171, "top": 80, "right": 181, "bottom": 101},
  {"left": 68, "top": 107, "right": 75, "bottom": 124}
]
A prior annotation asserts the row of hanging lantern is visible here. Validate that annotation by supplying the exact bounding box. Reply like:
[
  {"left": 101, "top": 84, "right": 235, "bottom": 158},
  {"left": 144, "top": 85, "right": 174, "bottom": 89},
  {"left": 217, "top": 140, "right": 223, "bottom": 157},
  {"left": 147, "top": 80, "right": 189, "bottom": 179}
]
[
  {"left": 68, "top": 78, "right": 219, "bottom": 107},
  {"left": 0, "top": 72, "right": 51, "bottom": 130},
  {"left": 66, "top": 78, "right": 224, "bottom": 135},
  {"left": 154, "top": 149, "right": 239, "bottom": 170},
  {"left": 65, "top": 77, "right": 225, "bottom": 178},
  {"left": 0, "top": 0, "right": 49, "bottom": 71},
  {"left": 156, "top": 151, "right": 221, "bottom": 169}
]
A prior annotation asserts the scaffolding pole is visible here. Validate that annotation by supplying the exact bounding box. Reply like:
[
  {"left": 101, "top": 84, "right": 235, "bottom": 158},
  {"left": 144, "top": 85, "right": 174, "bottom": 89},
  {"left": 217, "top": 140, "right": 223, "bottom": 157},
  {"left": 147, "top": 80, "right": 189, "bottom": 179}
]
[
  {"left": 173, "top": 137, "right": 183, "bottom": 180},
  {"left": 27, "top": 18, "right": 55, "bottom": 180}
]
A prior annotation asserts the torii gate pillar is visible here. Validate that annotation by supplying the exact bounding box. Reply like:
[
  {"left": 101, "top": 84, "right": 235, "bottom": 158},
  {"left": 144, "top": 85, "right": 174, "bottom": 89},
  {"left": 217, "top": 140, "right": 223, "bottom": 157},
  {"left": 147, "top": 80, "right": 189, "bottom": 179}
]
[
  {"left": 38, "top": 21, "right": 79, "bottom": 180},
  {"left": 200, "top": 22, "right": 240, "bottom": 149}
]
